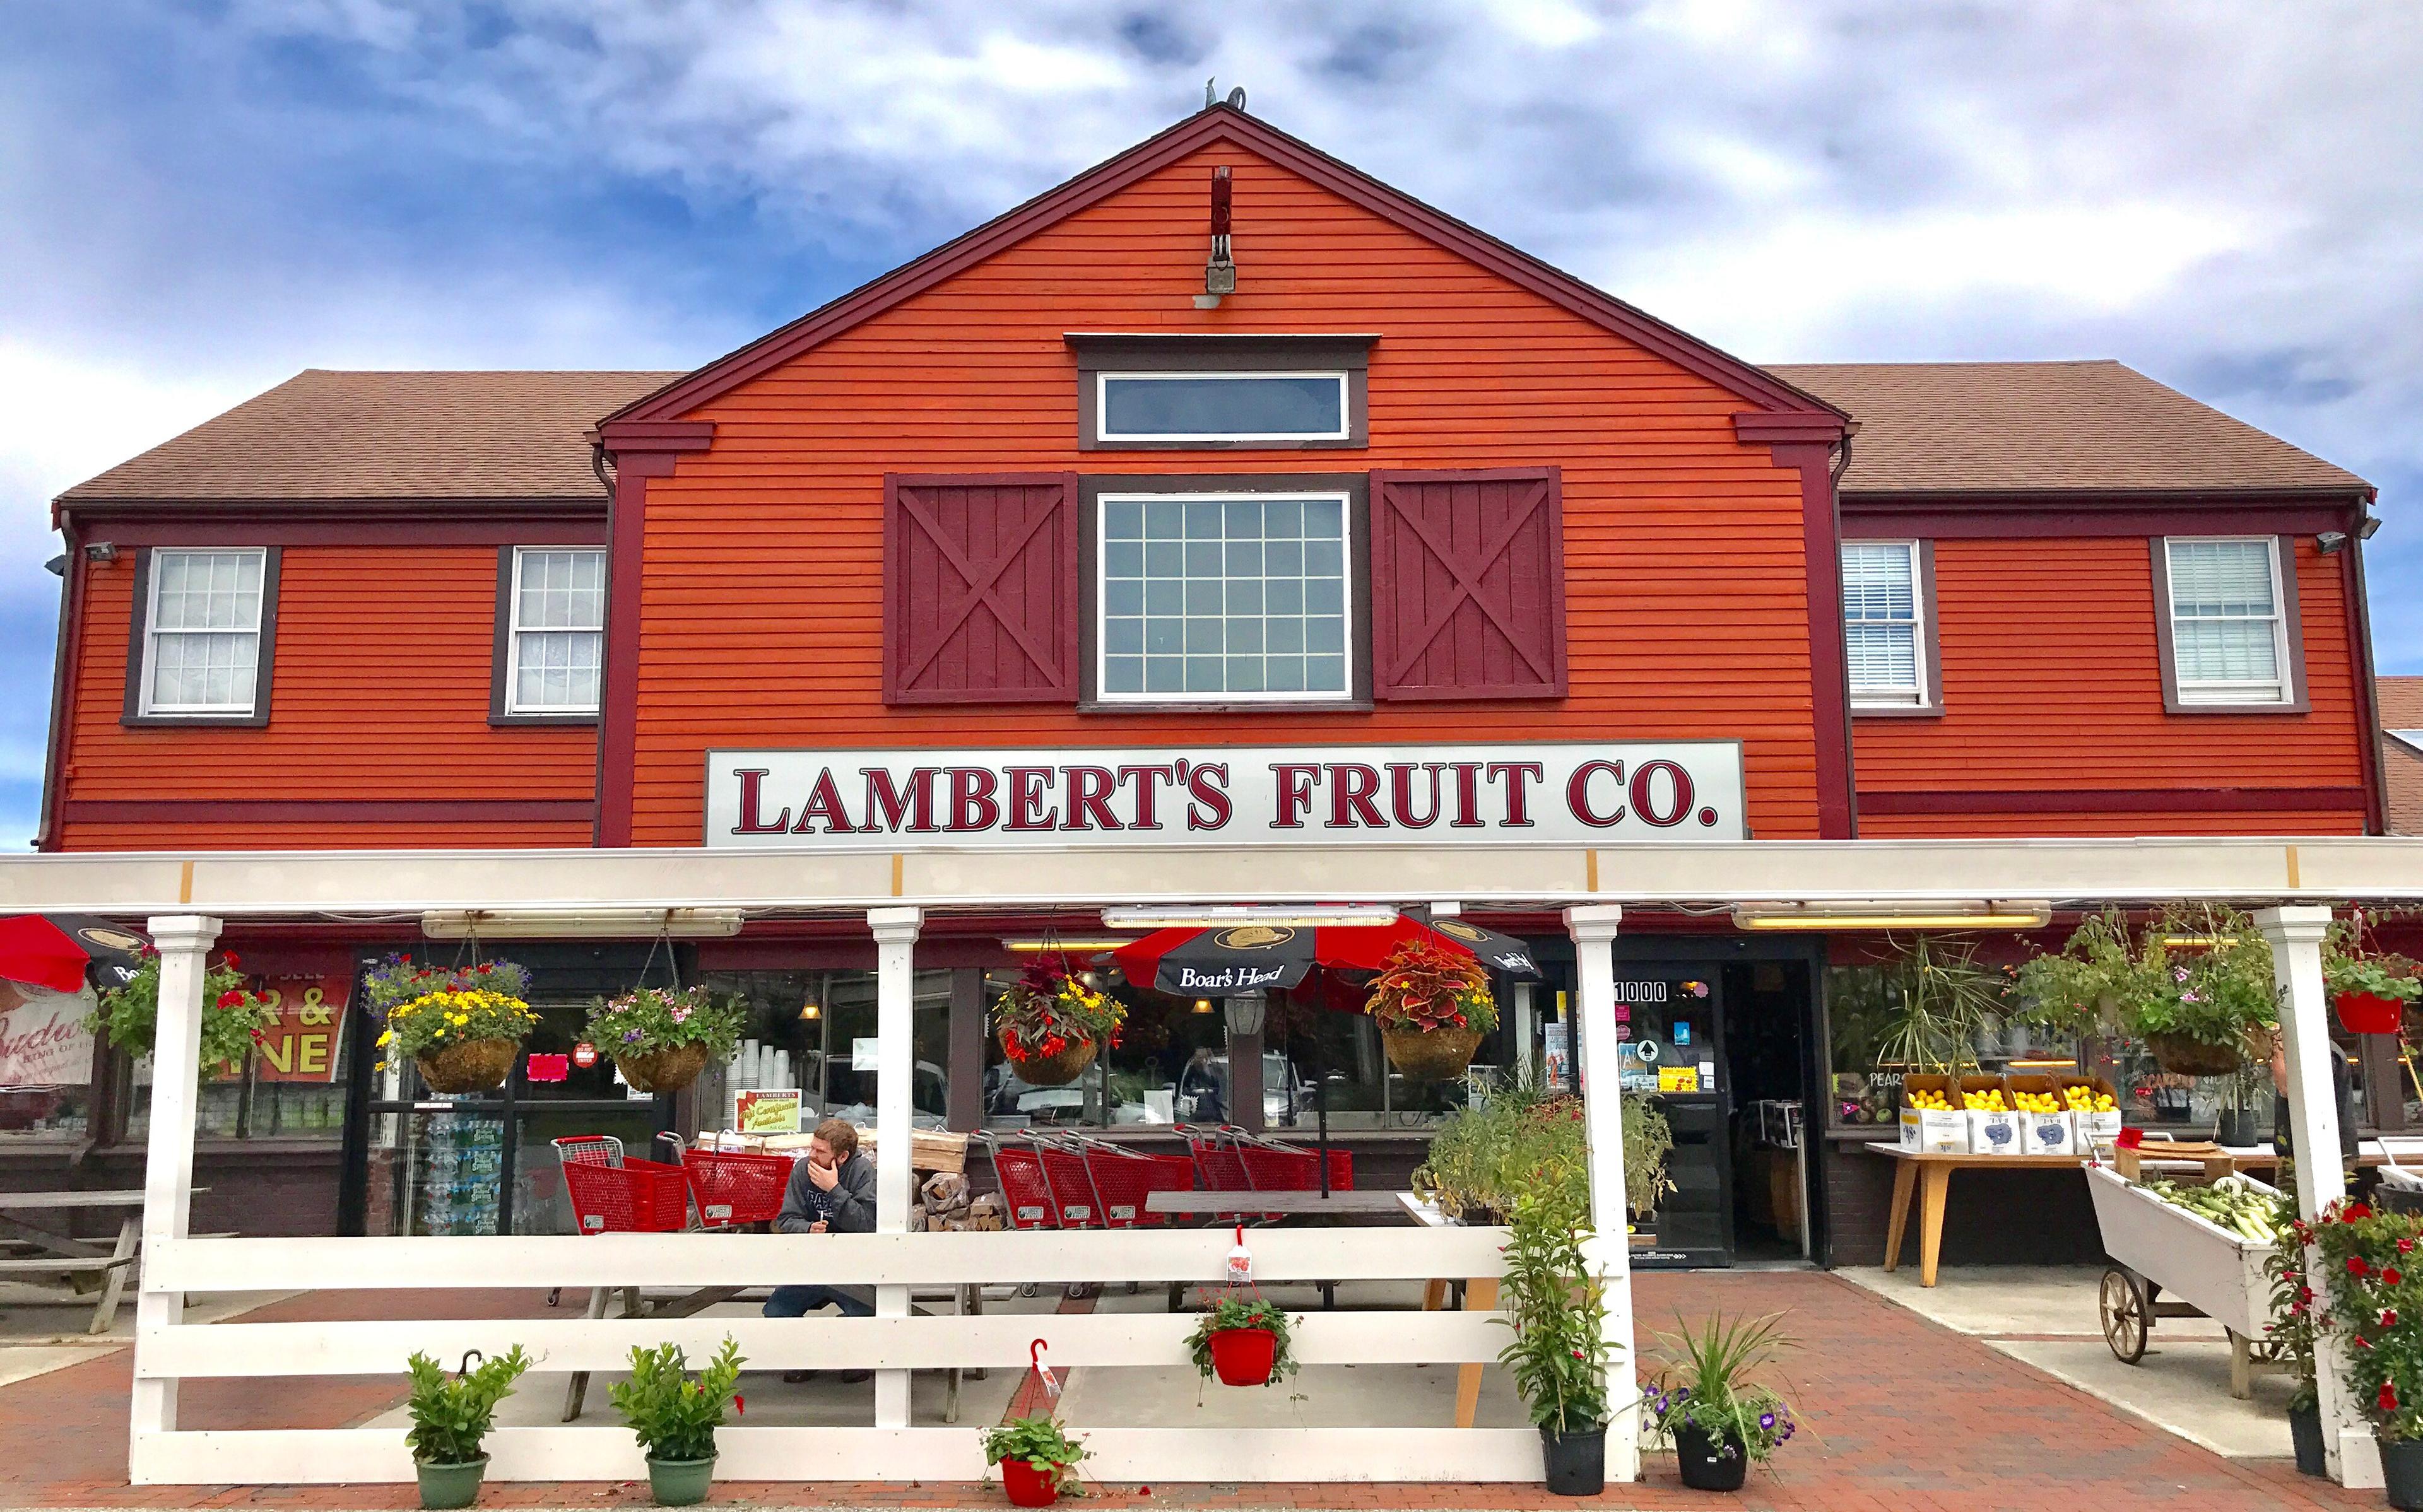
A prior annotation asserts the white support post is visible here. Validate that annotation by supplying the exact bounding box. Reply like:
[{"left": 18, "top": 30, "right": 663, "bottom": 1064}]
[
  {"left": 129, "top": 915, "right": 220, "bottom": 1470},
  {"left": 1564, "top": 904, "right": 1636, "bottom": 1484},
  {"left": 868, "top": 905, "right": 923, "bottom": 1430},
  {"left": 2258, "top": 905, "right": 2377, "bottom": 1489},
  {"left": 1512, "top": 983, "right": 1538, "bottom": 1088}
]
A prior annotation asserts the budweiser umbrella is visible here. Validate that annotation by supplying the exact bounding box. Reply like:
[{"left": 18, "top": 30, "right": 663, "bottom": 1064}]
[
  {"left": 1104, "top": 912, "right": 1540, "bottom": 997},
  {"left": 0, "top": 914, "right": 149, "bottom": 995}
]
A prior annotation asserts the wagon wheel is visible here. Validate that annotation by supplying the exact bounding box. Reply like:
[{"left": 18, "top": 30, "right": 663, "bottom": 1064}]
[{"left": 2100, "top": 1267, "right": 2149, "bottom": 1364}]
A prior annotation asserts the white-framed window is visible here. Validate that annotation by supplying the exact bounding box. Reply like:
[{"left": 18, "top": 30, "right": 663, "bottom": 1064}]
[
  {"left": 1097, "top": 491, "right": 1353, "bottom": 701},
  {"left": 139, "top": 548, "right": 268, "bottom": 716},
  {"left": 505, "top": 548, "right": 606, "bottom": 714},
  {"left": 1095, "top": 371, "right": 1350, "bottom": 443},
  {"left": 2163, "top": 537, "right": 2290, "bottom": 705},
  {"left": 1840, "top": 541, "right": 1927, "bottom": 708}
]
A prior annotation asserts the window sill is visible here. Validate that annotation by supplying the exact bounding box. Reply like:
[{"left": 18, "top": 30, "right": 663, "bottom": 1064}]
[
  {"left": 1851, "top": 701, "right": 1944, "bottom": 718},
  {"left": 2163, "top": 697, "right": 2310, "bottom": 715},
  {"left": 1082, "top": 438, "right": 1369, "bottom": 452},
  {"left": 1078, "top": 698, "right": 1374, "bottom": 715},
  {"left": 490, "top": 712, "right": 601, "bottom": 728},
  {"left": 122, "top": 711, "right": 268, "bottom": 729}
]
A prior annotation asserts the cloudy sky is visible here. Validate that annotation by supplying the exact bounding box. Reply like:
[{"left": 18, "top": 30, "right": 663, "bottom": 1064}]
[{"left": 3, "top": 2, "right": 2417, "bottom": 845}]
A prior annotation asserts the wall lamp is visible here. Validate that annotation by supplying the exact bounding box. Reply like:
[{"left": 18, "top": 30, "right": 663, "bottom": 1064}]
[
  {"left": 2318, "top": 532, "right": 2349, "bottom": 555},
  {"left": 1731, "top": 901, "right": 2053, "bottom": 932},
  {"left": 85, "top": 541, "right": 119, "bottom": 563},
  {"left": 1100, "top": 905, "right": 1398, "bottom": 929}
]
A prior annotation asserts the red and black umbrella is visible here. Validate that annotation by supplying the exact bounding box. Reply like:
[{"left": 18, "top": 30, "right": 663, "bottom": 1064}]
[
  {"left": 1103, "top": 912, "right": 1540, "bottom": 997},
  {"left": 0, "top": 915, "right": 150, "bottom": 995}
]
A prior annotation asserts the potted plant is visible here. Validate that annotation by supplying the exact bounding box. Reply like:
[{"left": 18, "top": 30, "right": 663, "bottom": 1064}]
[
  {"left": 981, "top": 1414, "right": 1088, "bottom": 1506},
  {"left": 2017, "top": 908, "right": 2275, "bottom": 1077},
  {"left": 2325, "top": 915, "right": 2421, "bottom": 1036},
  {"left": 1364, "top": 935, "right": 1498, "bottom": 1081},
  {"left": 366, "top": 956, "right": 538, "bottom": 1094},
  {"left": 2309, "top": 1199, "right": 2423, "bottom": 1507},
  {"left": 403, "top": 1346, "right": 530, "bottom": 1509},
  {"left": 1494, "top": 1189, "right": 1613, "bottom": 1496},
  {"left": 1185, "top": 1294, "right": 1299, "bottom": 1388},
  {"left": 86, "top": 946, "right": 281, "bottom": 1082},
  {"left": 1642, "top": 1311, "right": 1798, "bottom": 1492},
  {"left": 990, "top": 959, "right": 1124, "bottom": 1087},
  {"left": 607, "top": 1337, "right": 744, "bottom": 1506},
  {"left": 2262, "top": 1198, "right": 2325, "bottom": 1477},
  {"left": 586, "top": 986, "right": 746, "bottom": 1094},
  {"left": 1866, "top": 935, "right": 2010, "bottom": 1078}
]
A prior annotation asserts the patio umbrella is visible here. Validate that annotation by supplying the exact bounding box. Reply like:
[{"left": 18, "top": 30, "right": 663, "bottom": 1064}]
[
  {"left": 0, "top": 915, "right": 149, "bottom": 995},
  {"left": 1104, "top": 912, "right": 1540, "bottom": 997}
]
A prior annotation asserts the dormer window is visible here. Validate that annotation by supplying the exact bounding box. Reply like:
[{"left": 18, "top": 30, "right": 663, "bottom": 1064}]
[{"left": 1068, "top": 333, "right": 1373, "bottom": 450}]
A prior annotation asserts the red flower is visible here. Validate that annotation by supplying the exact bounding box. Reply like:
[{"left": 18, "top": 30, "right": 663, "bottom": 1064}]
[
  {"left": 2385, "top": 1310, "right": 2401, "bottom": 1328},
  {"left": 733, "top": 1395, "right": 744, "bottom": 1416},
  {"left": 221, "top": 951, "right": 238, "bottom": 967},
  {"left": 2388, "top": 1267, "right": 2406, "bottom": 1287},
  {"left": 215, "top": 990, "right": 246, "bottom": 1009},
  {"left": 2402, "top": 1239, "right": 2415, "bottom": 1255},
  {"left": 2386, "top": 1381, "right": 2402, "bottom": 1414},
  {"left": 2351, "top": 1257, "right": 2373, "bottom": 1277},
  {"left": 2350, "top": 1202, "right": 2375, "bottom": 1220},
  {"left": 477, "top": 963, "right": 493, "bottom": 974},
  {"left": 2359, "top": 1335, "right": 2374, "bottom": 1349}
]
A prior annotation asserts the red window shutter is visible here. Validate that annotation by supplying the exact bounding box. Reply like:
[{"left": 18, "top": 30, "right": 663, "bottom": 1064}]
[
  {"left": 884, "top": 473, "right": 1080, "bottom": 704},
  {"left": 1368, "top": 467, "right": 1566, "bottom": 700}
]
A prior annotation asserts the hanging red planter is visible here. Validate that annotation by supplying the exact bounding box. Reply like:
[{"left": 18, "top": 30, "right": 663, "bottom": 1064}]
[
  {"left": 999, "top": 1459, "right": 1059, "bottom": 1508},
  {"left": 2337, "top": 992, "right": 2406, "bottom": 1035},
  {"left": 1207, "top": 1327, "right": 1278, "bottom": 1386}
]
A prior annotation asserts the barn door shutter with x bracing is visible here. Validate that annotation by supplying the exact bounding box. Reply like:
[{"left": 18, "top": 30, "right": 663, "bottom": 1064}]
[
  {"left": 1367, "top": 467, "right": 1567, "bottom": 700},
  {"left": 883, "top": 473, "right": 1081, "bottom": 704}
]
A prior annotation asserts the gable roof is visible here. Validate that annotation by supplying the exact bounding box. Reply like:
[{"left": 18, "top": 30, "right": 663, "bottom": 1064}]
[
  {"left": 2381, "top": 676, "right": 2423, "bottom": 836},
  {"left": 58, "top": 369, "right": 677, "bottom": 509},
  {"left": 600, "top": 103, "right": 1841, "bottom": 437},
  {"left": 1769, "top": 360, "right": 2371, "bottom": 497}
]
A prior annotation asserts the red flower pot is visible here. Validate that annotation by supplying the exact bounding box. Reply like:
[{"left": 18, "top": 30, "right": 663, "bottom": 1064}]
[
  {"left": 1208, "top": 1326, "right": 1278, "bottom": 1386},
  {"left": 999, "top": 1458, "right": 1059, "bottom": 1507},
  {"left": 2338, "top": 992, "right": 2405, "bottom": 1036}
]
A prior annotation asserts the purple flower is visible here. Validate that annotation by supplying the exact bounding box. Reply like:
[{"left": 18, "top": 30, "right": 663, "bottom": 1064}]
[
  {"left": 1759, "top": 1412, "right": 1776, "bottom": 1430},
  {"left": 623, "top": 1029, "right": 642, "bottom": 1043},
  {"left": 2174, "top": 966, "right": 2190, "bottom": 982},
  {"left": 2181, "top": 990, "right": 2202, "bottom": 1004}
]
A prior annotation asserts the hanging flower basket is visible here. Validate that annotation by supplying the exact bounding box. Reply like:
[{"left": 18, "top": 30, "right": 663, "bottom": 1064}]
[
  {"left": 1011, "top": 1038, "right": 1099, "bottom": 1087},
  {"left": 2338, "top": 992, "right": 2407, "bottom": 1036},
  {"left": 616, "top": 1043, "right": 710, "bottom": 1094},
  {"left": 1206, "top": 1327, "right": 1278, "bottom": 1386},
  {"left": 417, "top": 1038, "right": 519, "bottom": 1094},
  {"left": 1382, "top": 1025, "right": 1486, "bottom": 1081},
  {"left": 2145, "top": 1032, "right": 2243, "bottom": 1077}
]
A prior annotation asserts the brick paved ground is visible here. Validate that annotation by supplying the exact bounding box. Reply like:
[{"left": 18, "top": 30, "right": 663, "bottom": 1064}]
[{"left": 0, "top": 1271, "right": 2373, "bottom": 1511}]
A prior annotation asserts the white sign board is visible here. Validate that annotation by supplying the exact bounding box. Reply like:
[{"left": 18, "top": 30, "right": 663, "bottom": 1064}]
[
  {"left": 0, "top": 985, "right": 97, "bottom": 1087},
  {"left": 705, "top": 741, "right": 1745, "bottom": 849}
]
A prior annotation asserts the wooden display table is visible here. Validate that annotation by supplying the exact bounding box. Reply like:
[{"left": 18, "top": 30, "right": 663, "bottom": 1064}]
[{"left": 1867, "top": 1145, "right": 2090, "bottom": 1287}]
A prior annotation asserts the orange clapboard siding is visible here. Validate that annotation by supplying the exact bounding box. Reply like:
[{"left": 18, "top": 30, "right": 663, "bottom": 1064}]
[
  {"left": 56, "top": 821, "right": 592, "bottom": 853},
  {"left": 627, "top": 142, "right": 1821, "bottom": 844},
  {"left": 59, "top": 544, "right": 596, "bottom": 849},
  {"left": 1854, "top": 535, "right": 2367, "bottom": 833}
]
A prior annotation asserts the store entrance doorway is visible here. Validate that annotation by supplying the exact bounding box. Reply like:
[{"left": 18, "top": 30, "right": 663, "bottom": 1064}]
[{"left": 1722, "top": 960, "right": 1816, "bottom": 1263}]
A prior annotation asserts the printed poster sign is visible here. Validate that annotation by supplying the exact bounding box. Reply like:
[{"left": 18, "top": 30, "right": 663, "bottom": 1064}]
[
  {"left": 706, "top": 741, "right": 1746, "bottom": 848},
  {"left": 0, "top": 983, "right": 96, "bottom": 1086},
  {"left": 252, "top": 976, "right": 345, "bottom": 1083},
  {"left": 736, "top": 1089, "right": 803, "bottom": 1134}
]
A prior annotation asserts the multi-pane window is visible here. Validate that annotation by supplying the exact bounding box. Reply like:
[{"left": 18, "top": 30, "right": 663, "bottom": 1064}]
[
  {"left": 2164, "top": 537, "right": 2289, "bottom": 705},
  {"left": 141, "top": 549, "right": 267, "bottom": 715},
  {"left": 1840, "top": 541, "right": 1925, "bottom": 707},
  {"left": 507, "top": 548, "right": 606, "bottom": 714},
  {"left": 1098, "top": 493, "right": 1352, "bottom": 700},
  {"left": 1096, "top": 372, "right": 1349, "bottom": 442}
]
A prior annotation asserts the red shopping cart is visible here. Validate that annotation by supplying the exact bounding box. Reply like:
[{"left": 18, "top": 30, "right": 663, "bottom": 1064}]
[
  {"left": 683, "top": 1147, "right": 793, "bottom": 1229},
  {"left": 1181, "top": 1123, "right": 1252, "bottom": 1193},
  {"left": 553, "top": 1135, "right": 691, "bottom": 1234},
  {"left": 1068, "top": 1134, "right": 1196, "bottom": 1228},
  {"left": 1035, "top": 1133, "right": 1107, "bottom": 1229},
  {"left": 981, "top": 1133, "right": 1063, "bottom": 1231},
  {"left": 1233, "top": 1131, "right": 1353, "bottom": 1193}
]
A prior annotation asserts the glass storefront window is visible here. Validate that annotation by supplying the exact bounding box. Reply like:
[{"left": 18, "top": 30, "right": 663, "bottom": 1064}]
[
  {"left": 127, "top": 972, "right": 355, "bottom": 1142},
  {"left": 700, "top": 969, "right": 953, "bottom": 1132},
  {"left": 0, "top": 984, "right": 98, "bottom": 1142}
]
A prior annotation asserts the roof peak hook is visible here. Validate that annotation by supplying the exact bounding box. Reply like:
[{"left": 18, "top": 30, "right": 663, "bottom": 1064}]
[{"left": 1204, "top": 78, "right": 1247, "bottom": 113}]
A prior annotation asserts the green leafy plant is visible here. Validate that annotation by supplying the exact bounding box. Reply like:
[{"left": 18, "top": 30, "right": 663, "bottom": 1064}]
[
  {"left": 586, "top": 987, "right": 748, "bottom": 1064},
  {"left": 363, "top": 953, "right": 533, "bottom": 1012},
  {"left": 1413, "top": 1084, "right": 1671, "bottom": 1222},
  {"left": 981, "top": 1414, "right": 1088, "bottom": 1493},
  {"left": 1363, "top": 936, "right": 1499, "bottom": 1036},
  {"left": 2013, "top": 910, "right": 2157, "bottom": 1040},
  {"left": 86, "top": 947, "right": 278, "bottom": 1082},
  {"left": 1184, "top": 1294, "right": 1300, "bottom": 1386},
  {"left": 2017, "top": 906, "right": 2278, "bottom": 1055},
  {"left": 1493, "top": 1187, "right": 1612, "bottom": 1434},
  {"left": 1865, "top": 935, "right": 2010, "bottom": 1075},
  {"left": 2325, "top": 915, "right": 2422, "bottom": 1005},
  {"left": 1624, "top": 1093, "right": 1677, "bottom": 1219},
  {"left": 405, "top": 1346, "right": 531, "bottom": 1466},
  {"left": 2306, "top": 1199, "right": 2423, "bottom": 1439},
  {"left": 1642, "top": 1311, "right": 1799, "bottom": 1465},
  {"left": 608, "top": 1338, "right": 744, "bottom": 1463},
  {"left": 2261, "top": 1188, "right": 2318, "bottom": 1414}
]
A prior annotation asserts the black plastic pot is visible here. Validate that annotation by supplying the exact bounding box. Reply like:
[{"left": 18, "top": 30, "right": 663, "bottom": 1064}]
[
  {"left": 2287, "top": 1400, "right": 2323, "bottom": 1477},
  {"left": 2217, "top": 1107, "right": 2258, "bottom": 1147},
  {"left": 1673, "top": 1421, "right": 1748, "bottom": 1492},
  {"left": 1540, "top": 1425, "right": 1605, "bottom": 1496},
  {"left": 2385, "top": 1435, "right": 2423, "bottom": 1511}
]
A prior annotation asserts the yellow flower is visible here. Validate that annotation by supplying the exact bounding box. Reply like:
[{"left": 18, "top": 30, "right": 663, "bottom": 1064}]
[{"left": 375, "top": 1030, "right": 393, "bottom": 1046}]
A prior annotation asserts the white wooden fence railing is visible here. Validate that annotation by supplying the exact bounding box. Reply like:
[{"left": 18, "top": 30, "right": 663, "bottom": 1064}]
[{"left": 133, "top": 1228, "right": 1536, "bottom": 1485}]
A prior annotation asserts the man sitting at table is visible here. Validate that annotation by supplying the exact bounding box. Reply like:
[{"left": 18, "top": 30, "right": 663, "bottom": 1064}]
[{"left": 764, "top": 1118, "right": 878, "bottom": 1381}]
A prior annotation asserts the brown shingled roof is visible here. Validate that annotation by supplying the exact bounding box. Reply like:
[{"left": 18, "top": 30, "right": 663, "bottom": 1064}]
[
  {"left": 2381, "top": 676, "right": 2423, "bottom": 837},
  {"left": 1764, "top": 360, "right": 2371, "bottom": 496},
  {"left": 57, "top": 370, "right": 680, "bottom": 506}
]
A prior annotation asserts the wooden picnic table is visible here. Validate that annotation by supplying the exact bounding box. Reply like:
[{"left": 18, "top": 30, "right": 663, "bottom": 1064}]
[{"left": 0, "top": 1188, "right": 181, "bottom": 1335}]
